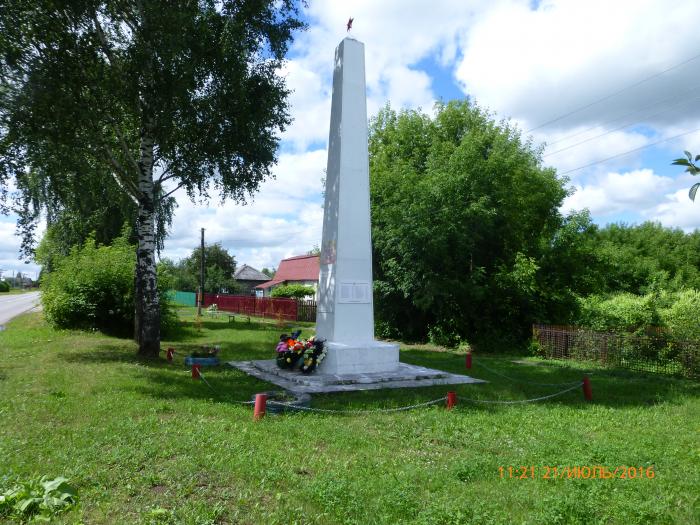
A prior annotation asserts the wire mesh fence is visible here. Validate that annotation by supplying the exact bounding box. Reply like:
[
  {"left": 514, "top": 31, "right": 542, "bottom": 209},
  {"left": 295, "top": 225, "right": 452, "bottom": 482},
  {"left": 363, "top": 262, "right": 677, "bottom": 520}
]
[{"left": 533, "top": 324, "right": 699, "bottom": 379}]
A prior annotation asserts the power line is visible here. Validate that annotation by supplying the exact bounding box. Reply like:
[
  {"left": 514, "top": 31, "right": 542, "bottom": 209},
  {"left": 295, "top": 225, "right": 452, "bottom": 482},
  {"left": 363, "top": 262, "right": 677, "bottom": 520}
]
[
  {"left": 543, "top": 93, "right": 700, "bottom": 158},
  {"left": 545, "top": 84, "right": 700, "bottom": 148},
  {"left": 558, "top": 127, "right": 700, "bottom": 176},
  {"left": 526, "top": 52, "right": 700, "bottom": 133}
]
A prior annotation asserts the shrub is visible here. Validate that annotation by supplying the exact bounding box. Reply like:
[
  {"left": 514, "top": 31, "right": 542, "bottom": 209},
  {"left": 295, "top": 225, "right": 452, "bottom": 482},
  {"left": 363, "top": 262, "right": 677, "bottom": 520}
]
[
  {"left": 576, "top": 293, "right": 659, "bottom": 334},
  {"left": 41, "top": 234, "right": 134, "bottom": 332},
  {"left": 270, "top": 284, "right": 315, "bottom": 299},
  {"left": 659, "top": 290, "right": 700, "bottom": 341},
  {"left": 0, "top": 280, "right": 9, "bottom": 292},
  {"left": 428, "top": 319, "right": 462, "bottom": 348},
  {"left": 41, "top": 231, "right": 174, "bottom": 335}
]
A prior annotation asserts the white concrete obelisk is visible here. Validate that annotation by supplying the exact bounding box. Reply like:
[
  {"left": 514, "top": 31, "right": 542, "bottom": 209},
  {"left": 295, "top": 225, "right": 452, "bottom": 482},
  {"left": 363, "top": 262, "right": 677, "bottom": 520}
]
[{"left": 316, "top": 38, "right": 399, "bottom": 375}]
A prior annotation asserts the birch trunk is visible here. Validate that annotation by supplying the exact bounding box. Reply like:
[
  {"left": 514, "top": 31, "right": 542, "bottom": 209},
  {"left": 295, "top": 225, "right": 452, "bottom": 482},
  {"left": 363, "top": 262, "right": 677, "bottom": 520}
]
[{"left": 134, "top": 124, "right": 160, "bottom": 357}]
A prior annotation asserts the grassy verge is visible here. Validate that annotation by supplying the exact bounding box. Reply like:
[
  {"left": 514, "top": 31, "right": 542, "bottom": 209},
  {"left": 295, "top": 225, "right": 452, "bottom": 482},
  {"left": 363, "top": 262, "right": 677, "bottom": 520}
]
[
  {"left": 1, "top": 309, "right": 698, "bottom": 524},
  {"left": 0, "top": 288, "right": 37, "bottom": 295}
]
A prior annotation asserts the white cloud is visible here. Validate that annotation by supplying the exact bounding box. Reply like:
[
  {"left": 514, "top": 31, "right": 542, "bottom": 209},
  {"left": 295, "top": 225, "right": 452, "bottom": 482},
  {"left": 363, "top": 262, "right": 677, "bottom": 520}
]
[
  {"left": 159, "top": 148, "right": 327, "bottom": 269},
  {"left": 455, "top": 0, "right": 700, "bottom": 131},
  {"left": 644, "top": 188, "right": 700, "bottom": 231},
  {"left": 279, "top": 60, "right": 331, "bottom": 150},
  {"left": 281, "top": 0, "right": 490, "bottom": 150},
  {"left": 562, "top": 168, "right": 676, "bottom": 216},
  {"left": 540, "top": 129, "right": 650, "bottom": 179},
  {"left": 0, "top": 218, "right": 40, "bottom": 279},
  {"left": 4, "top": 1, "right": 700, "bottom": 277}
]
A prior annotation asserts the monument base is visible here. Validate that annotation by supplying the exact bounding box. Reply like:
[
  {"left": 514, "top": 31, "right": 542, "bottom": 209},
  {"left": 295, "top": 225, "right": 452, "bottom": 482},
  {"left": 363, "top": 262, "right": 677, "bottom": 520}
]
[
  {"left": 318, "top": 340, "right": 399, "bottom": 375},
  {"left": 228, "top": 359, "right": 485, "bottom": 394}
]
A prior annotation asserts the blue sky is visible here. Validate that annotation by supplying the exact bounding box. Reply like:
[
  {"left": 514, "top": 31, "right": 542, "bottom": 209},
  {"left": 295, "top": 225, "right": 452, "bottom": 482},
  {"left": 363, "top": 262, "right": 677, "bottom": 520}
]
[{"left": 1, "top": 0, "right": 699, "bottom": 279}]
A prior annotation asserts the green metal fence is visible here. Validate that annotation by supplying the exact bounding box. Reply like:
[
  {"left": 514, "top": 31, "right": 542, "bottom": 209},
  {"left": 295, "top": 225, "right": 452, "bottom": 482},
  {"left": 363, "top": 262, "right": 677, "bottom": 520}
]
[{"left": 167, "top": 290, "right": 197, "bottom": 307}]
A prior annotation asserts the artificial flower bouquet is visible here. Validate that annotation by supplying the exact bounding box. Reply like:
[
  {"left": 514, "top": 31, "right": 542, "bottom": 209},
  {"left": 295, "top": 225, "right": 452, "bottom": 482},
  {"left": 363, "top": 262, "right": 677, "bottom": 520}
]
[{"left": 275, "top": 332, "right": 326, "bottom": 374}]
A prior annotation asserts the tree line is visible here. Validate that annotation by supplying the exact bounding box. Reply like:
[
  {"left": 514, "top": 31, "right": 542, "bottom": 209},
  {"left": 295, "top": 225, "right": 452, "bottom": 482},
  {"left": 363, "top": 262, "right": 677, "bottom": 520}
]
[
  {"left": 2, "top": 6, "right": 697, "bottom": 354},
  {"left": 369, "top": 102, "right": 700, "bottom": 349}
]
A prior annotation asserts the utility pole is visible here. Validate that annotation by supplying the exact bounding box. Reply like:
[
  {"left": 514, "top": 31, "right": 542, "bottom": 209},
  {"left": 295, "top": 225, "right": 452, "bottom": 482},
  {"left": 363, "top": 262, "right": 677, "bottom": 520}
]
[{"left": 198, "top": 228, "right": 205, "bottom": 316}]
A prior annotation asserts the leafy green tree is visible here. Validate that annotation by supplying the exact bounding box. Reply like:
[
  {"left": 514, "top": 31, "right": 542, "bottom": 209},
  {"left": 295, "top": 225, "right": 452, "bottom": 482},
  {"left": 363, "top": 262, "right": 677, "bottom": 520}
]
[
  {"left": 270, "top": 284, "right": 315, "bottom": 299},
  {"left": 261, "top": 267, "right": 276, "bottom": 278},
  {"left": 671, "top": 151, "right": 700, "bottom": 201},
  {"left": 369, "top": 101, "right": 572, "bottom": 348},
  {"left": 593, "top": 222, "right": 700, "bottom": 293},
  {"left": 0, "top": 1, "right": 304, "bottom": 356},
  {"left": 162, "top": 243, "right": 239, "bottom": 294},
  {"left": 534, "top": 210, "right": 609, "bottom": 323}
]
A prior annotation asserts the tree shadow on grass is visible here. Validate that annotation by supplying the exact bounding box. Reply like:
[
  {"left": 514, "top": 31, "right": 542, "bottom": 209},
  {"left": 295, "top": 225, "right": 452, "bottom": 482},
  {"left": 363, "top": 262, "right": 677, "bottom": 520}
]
[
  {"left": 164, "top": 317, "right": 311, "bottom": 343},
  {"left": 55, "top": 340, "right": 699, "bottom": 411},
  {"left": 57, "top": 340, "right": 274, "bottom": 367},
  {"left": 128, "top": 365, "right": 273, "bottom": 405},
  {"left": 55, "top": 342, "right": 276, "bottom": 404},
  {"left": 399, "top": 348, "right": 700, "bottom": 409}
]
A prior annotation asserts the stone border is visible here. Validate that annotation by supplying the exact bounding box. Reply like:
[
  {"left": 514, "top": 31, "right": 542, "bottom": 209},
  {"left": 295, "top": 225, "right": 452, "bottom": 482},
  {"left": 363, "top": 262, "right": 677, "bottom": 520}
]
[{"left": 229, "top": 359, "right": 486, "bottom": 394}]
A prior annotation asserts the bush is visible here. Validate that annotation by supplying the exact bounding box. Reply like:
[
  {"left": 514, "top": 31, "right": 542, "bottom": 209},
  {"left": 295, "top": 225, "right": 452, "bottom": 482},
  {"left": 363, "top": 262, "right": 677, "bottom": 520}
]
[
  {"left": 41, "top": 231, "right": 174, "bottom": 335},
  {"left": 270, "top": 284, "right": 315, "bottom": 299},
  {"left": 41, "top": 233, "right": 135, "bottom": 333},
  {"left": 659, "top": 290, "right": 700, "bottom": 341},
  {"left": 576, "top": 293, "right": 659, "bottom": 334},
  {"left": 428, "top": 318, "right": 462, "bottom": 348},
  {"left": 0, "top": 280, "right": 9, "bottom": 292}
]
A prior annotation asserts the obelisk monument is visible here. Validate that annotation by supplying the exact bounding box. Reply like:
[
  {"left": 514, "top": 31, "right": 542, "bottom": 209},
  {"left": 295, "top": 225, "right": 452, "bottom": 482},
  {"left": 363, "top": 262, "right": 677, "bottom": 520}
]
[{"left": 316, "top": 38, "right": 399, "bottom": 374}]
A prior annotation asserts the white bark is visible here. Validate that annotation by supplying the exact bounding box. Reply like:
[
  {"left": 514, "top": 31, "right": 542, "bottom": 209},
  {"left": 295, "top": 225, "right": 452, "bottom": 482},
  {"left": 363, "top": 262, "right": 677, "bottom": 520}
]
[{"left": 135, "top": 124, "right": 160, "bottom": 356}]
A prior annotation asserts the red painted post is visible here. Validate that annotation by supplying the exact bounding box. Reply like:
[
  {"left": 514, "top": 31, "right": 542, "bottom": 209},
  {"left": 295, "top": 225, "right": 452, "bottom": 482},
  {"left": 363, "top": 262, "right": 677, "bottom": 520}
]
[
  {"left": 254, "top": 393, "right": 268, "bottom": 420},
  {"left": 446, "top": 391, "right": 457, "bottom": 410},
  {"left": 582, "top": 376, "right": 592, "bottom": 401},
  {"left": 465, "top": 350, "right": 472, "bottom": 369},
  {"left": 166, "top": 347, "right": 174, "bottom": 362},
  {"left": 191, "top": 364, "right": 201, "bottom": 379}
]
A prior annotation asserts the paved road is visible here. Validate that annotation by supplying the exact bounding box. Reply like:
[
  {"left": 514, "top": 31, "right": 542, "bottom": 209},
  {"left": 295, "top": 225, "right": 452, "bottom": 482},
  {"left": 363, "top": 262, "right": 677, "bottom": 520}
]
[{"left": 0, "top": 291, "right": 41, "bottom": 327}]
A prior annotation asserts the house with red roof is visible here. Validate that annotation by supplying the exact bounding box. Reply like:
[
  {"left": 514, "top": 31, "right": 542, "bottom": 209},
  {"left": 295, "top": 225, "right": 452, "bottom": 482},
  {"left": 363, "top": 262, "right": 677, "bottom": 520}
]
[{"left": 255, "top": 254, "right": 320, "bottom": 298}]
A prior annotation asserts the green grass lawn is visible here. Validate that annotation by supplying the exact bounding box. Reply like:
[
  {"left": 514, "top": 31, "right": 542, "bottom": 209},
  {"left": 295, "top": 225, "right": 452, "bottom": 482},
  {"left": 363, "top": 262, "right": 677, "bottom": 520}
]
[
  {"left": 1, "top": 309, "right": 698, "bottom": 524},
  {"left": 0, "top": 288, "right": 37, "bottom": 295}
]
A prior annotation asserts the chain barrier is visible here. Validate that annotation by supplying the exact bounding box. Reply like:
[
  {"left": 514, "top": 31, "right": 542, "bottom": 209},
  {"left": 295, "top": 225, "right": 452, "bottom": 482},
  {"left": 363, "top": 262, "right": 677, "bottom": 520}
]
[
  {"left": 197, "top": 370, "right": 254, "bottom": 405},
  {"left": 474, "top": 358, "right": 583, "bottom": 387},
  {"left": 193, "top": 369, "right": 584, "bottom": 414},
  {"left": 196, "top": 369, "right": 446, "bottom": 412},
  {"left": 267, "top": 396, "right": 447, "bottom": 414},
  {"left": 457, "top": 382, "right": 584, "bottom": 405}
]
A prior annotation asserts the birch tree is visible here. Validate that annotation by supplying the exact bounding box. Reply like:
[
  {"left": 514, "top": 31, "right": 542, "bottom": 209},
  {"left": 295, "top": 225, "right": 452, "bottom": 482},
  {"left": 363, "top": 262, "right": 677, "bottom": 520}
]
[{"left": 0, "top": 1, "right": 304, "bottom": 356}]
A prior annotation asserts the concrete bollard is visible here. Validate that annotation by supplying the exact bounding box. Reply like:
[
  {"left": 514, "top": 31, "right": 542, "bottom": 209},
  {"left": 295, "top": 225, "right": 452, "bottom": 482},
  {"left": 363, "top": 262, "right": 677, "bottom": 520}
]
[
  {"left": 254, "top": 393, "right": 268, "bottom": 420},
  {"left": 582, "top": 376, "right": 592, "bottom": 401},
  {"left": 446, "top": 391, "right": 457, "bottom": 410}
]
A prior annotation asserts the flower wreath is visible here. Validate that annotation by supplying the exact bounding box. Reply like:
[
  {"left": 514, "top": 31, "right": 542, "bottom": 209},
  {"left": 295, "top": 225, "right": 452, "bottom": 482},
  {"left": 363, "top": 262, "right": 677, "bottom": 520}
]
[{"left": 275, "top": 332, "right": 326, "bottom": 374}]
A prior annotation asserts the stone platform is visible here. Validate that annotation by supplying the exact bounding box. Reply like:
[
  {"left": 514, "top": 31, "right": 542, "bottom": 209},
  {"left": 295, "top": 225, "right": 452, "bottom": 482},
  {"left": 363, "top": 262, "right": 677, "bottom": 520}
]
[{"left": 228, "top": 359, "right": 485, "bottom": 394}]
